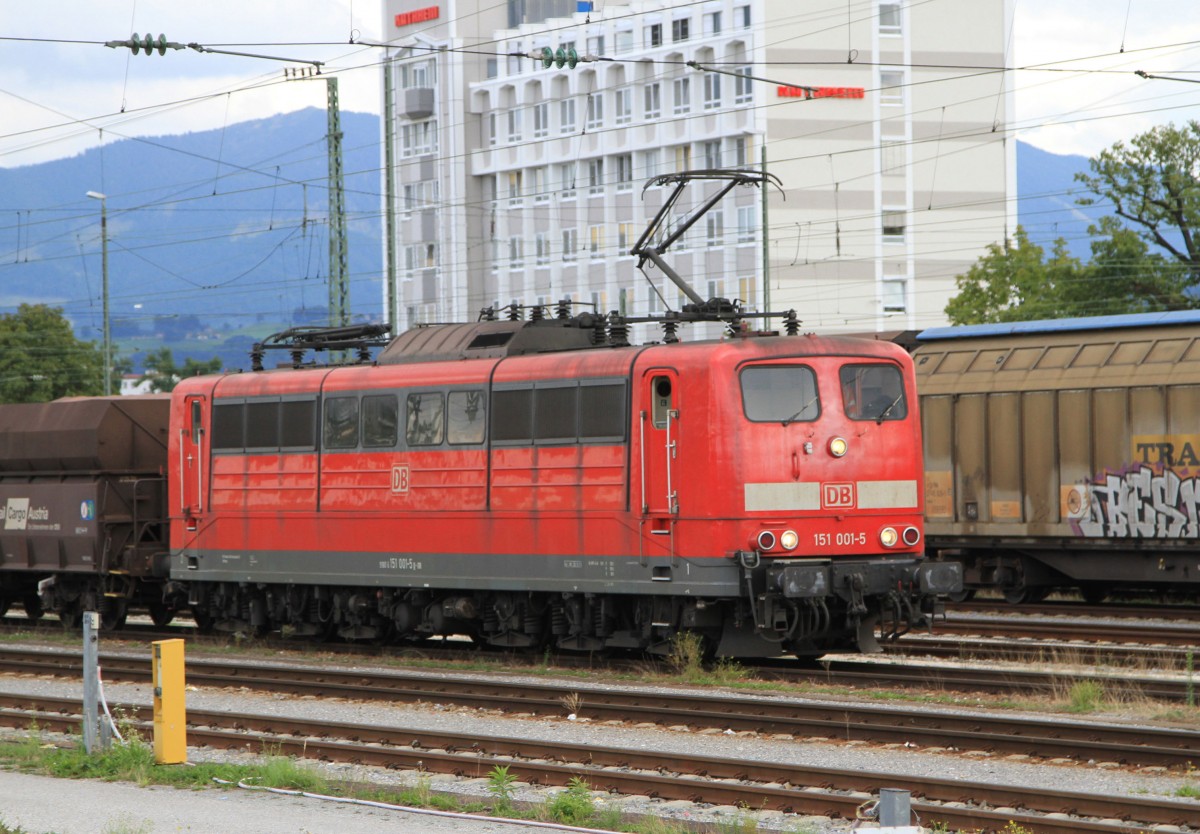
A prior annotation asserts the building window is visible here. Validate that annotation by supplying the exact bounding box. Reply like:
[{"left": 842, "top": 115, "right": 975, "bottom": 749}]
[
  {"left": 586, "top": 35, "right": 605, "bottom": 55},
  {"left": 882, "top": 277, "right": 907, "bottom": 311},
  {"left": 615, "top": 153, "right": 634, "bottom": 190},
  {"left": 403, "top": 183, "right": 416, "bottom": 213},
  {"left": 646, "top": 23, "right": 662, "bottom": 47},
  {"left": 486, "top": 58, "right": 498, "bottom": 79},
  {"left": 562, "top": 227, "right": 578, "bottom": 261},
  {"left": 587, "top": 158, "right": 605, "bottom": 195},
  {"left": 642, "top": 148, "right": 661, "bottom": 180},
  {"left": 617, "top": 221, "right": 636, "bottom": 251},
  {"left": 881, "top": 139, "right": 905, "bottom": 173},
  {"left": 882, "top": 209, "right": 906, "bottom": 241},
  {"left": 674, "top": 144, "right": 692, "bottom": 171},
  {"left": 509, "top": 236, "right": 524, "bottom": 268},
  {"left": 560, "top": 162, "right": 576, "bottom": 198},
  {"left": 736, "top": 5, "right": 751, "bottom": 28},
  {"left": 615, "top": 29, "right": 633, "bottom": 53},
  {"left": 507, "top": 108, "right": 522, "bottom": 143},
  {"left": 647, "top": 283, "right": 661, "bottom": 313},
  {"left": 487, "top": 113, "right": 497, "bottom": 146},
  {"left": 672, "top": 77, "right": 690, "bottom": 114},
  {"left": 672, "top": 17, "right": 690, "bottom": 42},
  {"left": 535, "top": 232, "right": 550, "bottom": 265},
  {"left": 734, "top": 66, "right": 753, "bottom": 104},
  {"left": 614, "top": 87, "right": 632, "bottom": 124},
  {"left": 532, "top": 166, "right": 549, "bottom": 203},
  {"left": 507, "top": 170, "right": 523, "bottom": 206},
  {"left": 705, "top": 11, "right": 722, "bottom": 35},
  {"left": 730, "top": 136, "right": 748, "bottom": 167},
  {"left": 706, "top": 210, "right": 723, "bottom": 246},
  {"left": 702, "top": 140, "right": 721, "bottom": 169},
  {"left": 879, "top": 3, "right": 902, "bottom": 34},
  {"left": 703, "top": 73, "right": 721, "bottom": 110},
  {"left": 706, "top": 278, "right": 725, "bottom": 301},
  {"left": 880, "top": 70, "right": 905, "bottom": 105},
  {"left": 738, "top": 276, "right": 757, "bottom": 310},
  {"left": 533, "top": 102, "right": 548, "bottom": 138},
  {"left": 423, "top": 243, "right": 437, "bottom": 267},
  {"left": 737, "top": 206, "right": 756, "bottom": 243},
  {"left": 585, "top": 92, "right": 604, "bottom": 129},
  {"left": 644, "top": 82, "right": 661, "bottom": 119},
  {"left": 589, "top": 225, "right": 604, "bottom": 257},
  {"left": 506, "top": 43, "right": 524, "bottom": 75},
  {"left": 560, "top": 98, "right": 576, "bottom": 133}
]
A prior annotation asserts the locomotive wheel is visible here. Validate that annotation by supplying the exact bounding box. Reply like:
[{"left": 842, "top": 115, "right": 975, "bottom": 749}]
[
  {"left": 1002, "top": 586, "right": 1047, "bottom": 605},
  {"left": 190, "top": 608, "right": 215, "bottom": 634},
  {"left": 100, "top": 604, "right": 128, "bottom": 632},
  {"left": 22, "top": 594, "right": 43, "bottom": 621},
  {"left": 148, "top": 602, "right": 176, "bottom": 628},
  {"left": 1080, "top": 586, "right": 1110, "bottom": 605},
  {"left": 58, "top": 602, "right": 82, "bottom": 630},
  {"left": 946, "top": 589, "right": 976, "bottom": 603}
]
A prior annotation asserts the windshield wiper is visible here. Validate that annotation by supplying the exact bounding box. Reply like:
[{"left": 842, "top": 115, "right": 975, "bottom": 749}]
[
  {"left": 781, "top": 394, "right": 819, "bottom": 426},
  {"left": 874, "top": 392, "right": 904, "bottom": 425}
]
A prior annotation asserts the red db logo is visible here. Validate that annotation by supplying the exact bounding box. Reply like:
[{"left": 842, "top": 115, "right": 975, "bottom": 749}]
[
  {"left": 391, "top": 465, "right": 411, "bottom": 494},
  {"left": 822, "top": 482, "right": 855, "bottom": 509}
]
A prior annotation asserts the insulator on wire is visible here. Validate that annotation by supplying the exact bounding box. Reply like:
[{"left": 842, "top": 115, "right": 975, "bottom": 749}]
[{"left": 784, "top": 309, "right": 800, "bottom": 336}]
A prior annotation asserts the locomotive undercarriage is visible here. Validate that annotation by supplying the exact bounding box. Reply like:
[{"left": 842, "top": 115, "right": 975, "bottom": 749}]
[{"left": 173, "top": 571, "right": 945, "bottom": 657}]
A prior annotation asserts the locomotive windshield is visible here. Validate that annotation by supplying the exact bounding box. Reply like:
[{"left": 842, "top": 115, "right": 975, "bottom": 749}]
[
  {"left": 840, "top": 364, "right": 907, "bottom": 422},
  {"left": 740, "top": 365, "right": 820, "bottom": 423}
]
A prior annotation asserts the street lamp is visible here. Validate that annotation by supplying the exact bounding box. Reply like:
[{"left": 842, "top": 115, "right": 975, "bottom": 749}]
[{"left": 86, "top": 191, "right": 111, "bottom": 396}]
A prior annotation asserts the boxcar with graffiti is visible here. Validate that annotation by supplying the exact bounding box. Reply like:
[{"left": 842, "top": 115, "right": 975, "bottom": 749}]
[{"left": 911, "top": 311, "right": 1200, "bottom": 603}]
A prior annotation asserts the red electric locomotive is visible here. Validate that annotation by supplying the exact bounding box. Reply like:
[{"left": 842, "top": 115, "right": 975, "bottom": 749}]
[{"left": 165, "top": 316, "right": 948, "bottom": 656}]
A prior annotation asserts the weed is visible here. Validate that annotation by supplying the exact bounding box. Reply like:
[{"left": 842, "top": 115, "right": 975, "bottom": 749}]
[
  {"left": 1175, "top": 783, "right": 1200, "bottom": 799},
  {"left": 542, "top": 776, "right": 595, "bottom": 825},
  {"left": 1065, "top": 679, "right": 1104, "bottom": 713},
  {"left": 561, "top": 691, "right": 583, "bottom": 716},
  {"left": 715, "top": 808, "right": 760, "bottom": 833},
  {"left": 486, "top": 764, "right": 519, "bottom": 813},
  {"left": 100, "top": 813, "right": 153, "bottom": 834},
  {"left": 1187, "top": 649, "right": 1195, "bottom": 708},
  {"left": 666, "top": 631, "right": 707, "bottom": 680},
  {"left": 1001, "top": 822, "right": 1034, "bottom": 834}
]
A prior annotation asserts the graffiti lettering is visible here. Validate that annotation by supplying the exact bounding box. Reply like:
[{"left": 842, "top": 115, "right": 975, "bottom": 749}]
[
  {"left": 1134, "top": 441, "right": 1200, "bottom": 468},
  {"left": 1074, "top": 465, "right": 1200, "bottom": 538}
]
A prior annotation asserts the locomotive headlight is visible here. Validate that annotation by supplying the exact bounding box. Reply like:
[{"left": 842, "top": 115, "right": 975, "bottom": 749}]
[
  {"left": 902, "top": 526, "right": 922, "bottom": 546},
  {"left": 828, "top": 437, "right": 848, "bottom": 457},
  {"left": 879, "top": 527, "right": 899, "bottom": 547},
  {"left": 780, "top": 530, "right": 799, "bottom": 551},
  {"left": 756, "top": 530, "right": 777, "bottom": 551}
]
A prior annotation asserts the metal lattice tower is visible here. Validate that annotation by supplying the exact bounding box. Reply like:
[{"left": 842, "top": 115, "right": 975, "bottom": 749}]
[{"left": 325, "top": 77, "right": 348, "bottom": 329}]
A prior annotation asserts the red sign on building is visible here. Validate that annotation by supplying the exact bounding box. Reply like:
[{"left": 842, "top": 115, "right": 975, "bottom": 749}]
[
  {"left": 777, "top": 86, "right": 865, "bottom": 99},
  {"left": 395, "top": 5, "right": 440, "bottom": 27}
]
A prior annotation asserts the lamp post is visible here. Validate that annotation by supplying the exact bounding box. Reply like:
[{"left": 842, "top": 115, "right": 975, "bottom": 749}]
[{"left": 86, "top": 191, "right": 111, "bottom": 396}]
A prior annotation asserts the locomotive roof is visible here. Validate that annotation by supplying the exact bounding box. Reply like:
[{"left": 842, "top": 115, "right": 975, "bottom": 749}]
[
  {"left": 917, "top": 309, "right": 1200, "bottom": 341},
  {"left": 375, "top": 319, "right": 602, "bottom": 364}
]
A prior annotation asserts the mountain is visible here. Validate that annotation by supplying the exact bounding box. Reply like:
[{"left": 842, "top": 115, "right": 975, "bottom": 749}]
[
  {"left": 1015, "top": 141, "right": 1106, "bottom": 260},
  {"left": 0, "top": 108, "right": 382, "bottom": 371}
]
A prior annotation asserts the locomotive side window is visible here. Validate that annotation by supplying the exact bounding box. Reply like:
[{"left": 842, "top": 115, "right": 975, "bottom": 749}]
[
  {"left": 362, "top": 395, "right": 399, "bottom": 448},
  {"left": 651, "top": 376, "right": 673, "bottom": 428},
  {"left": 324, "top": 396, "right": 359, "bottom": 449},
  {"left": 246, "top": 401, "right": 279, "bottom": 449},
  {"left": 212, "top": 402, "right": 245, "bottom": 450},
  {"left": 447, "top": 390, "right": 486, "bottom": 444},
  {"left": 580, "top": 382, "right": 627, "bottom": 440},
  {"left": 840, "top": 364, "right": 907, "bottom": 421},
  {"left": 280, "top": 399, "right": 317, "bottom": 449},
  {"left": 191, "top": 399, "right": 203, "bottom": 444},
  {"left": 406, "top": 392, "right": 445, "bottom": 446},
  {"left": 740, "top": 366, "right": 820, "bottom": 422},
  {"left": 492, "top": 387, "right": 533, "bottom": 443},
  {"left": 535, "top": 385, "right": 577, "bottom": 442}
]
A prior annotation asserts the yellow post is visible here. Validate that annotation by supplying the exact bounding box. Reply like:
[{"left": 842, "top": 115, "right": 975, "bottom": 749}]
[{"left": 151, "top": 639, "right": 187, "bottom": 764}]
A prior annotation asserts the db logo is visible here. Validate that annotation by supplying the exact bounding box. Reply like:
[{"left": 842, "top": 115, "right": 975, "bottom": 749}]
[
  {"left": 391, "top": 465, "right": 411, "bottom": 494},
  {"left": 822, "top": 482, "right": 855, "bottom": 509}
]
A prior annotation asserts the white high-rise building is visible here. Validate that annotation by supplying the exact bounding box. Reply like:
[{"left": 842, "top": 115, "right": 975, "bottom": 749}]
[{"left": 380, "top": 0, "right": 1015, "bottom": 336}]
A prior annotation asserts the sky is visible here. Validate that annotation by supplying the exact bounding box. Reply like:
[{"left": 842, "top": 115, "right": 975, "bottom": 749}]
[{"left": 1, "top": 0, "right": 1199, "bottom": 169}]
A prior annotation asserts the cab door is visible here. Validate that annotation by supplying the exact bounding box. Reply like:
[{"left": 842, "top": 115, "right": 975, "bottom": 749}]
[
  {"left": 641, "top": 370, "right": 680, "bottom": 519},
  {"left": 179, "top": 395, "right": 207, "bottom": 520}
]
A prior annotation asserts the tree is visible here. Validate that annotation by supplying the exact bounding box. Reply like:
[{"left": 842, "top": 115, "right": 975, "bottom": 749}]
[
  {"left": 1076, "top": 120, "right": 1200, "bottom": 284},
  {"left": 944, "top": 228, "right": 1080, "bottom": 324},
  {"left": 0, "top": 304, "right": 106, "bottom": 403},
  {"left": 139, "top": 347, "right": 222, "bottom": 393}
]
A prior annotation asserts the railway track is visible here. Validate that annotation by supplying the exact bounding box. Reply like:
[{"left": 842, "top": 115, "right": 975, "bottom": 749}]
[
  {"left": 937, "top": 615, "right": 1200, "bottom": 646},
  {"left": 1, "top": 645, "right": 1197, "bottom": 769},
  {"left": 2, "top": 692, "right": 1195, "bottom": 834},
  {"left": 953, "top": 600, "right": 1200, "bottom": 622}
]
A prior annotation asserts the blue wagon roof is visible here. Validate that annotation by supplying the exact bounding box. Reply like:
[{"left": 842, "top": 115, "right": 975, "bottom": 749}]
[{"left": 917, "top": 309, "right": 1200, "bottom": 341}]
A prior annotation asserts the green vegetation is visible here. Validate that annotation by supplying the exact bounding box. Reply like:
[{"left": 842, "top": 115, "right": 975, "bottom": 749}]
[
  {"left": 137, "top": 347, "right": 223, "bottom": 393},
  {"left": 1066, "top": 679, "right": 1105, "bottom": 713},
  {"left": 543, "top": 776, "right": 596, "bottom": 826},
  {"left": 947, "top": 120, "right": 1200, "bottom": 324},
  {"left": 486, "top": 764, "right": 519, "bottom": 814},
  {"left": 0, "top": 304, "right": 108, "bottom": 403},
  {"left": 666, "top": 631, "right": 747, "bottom": 686}
]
